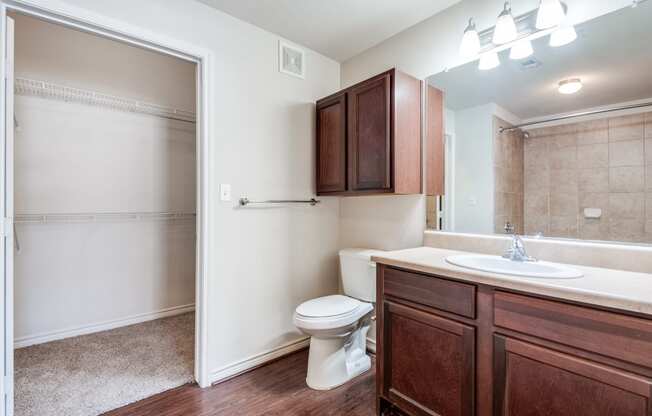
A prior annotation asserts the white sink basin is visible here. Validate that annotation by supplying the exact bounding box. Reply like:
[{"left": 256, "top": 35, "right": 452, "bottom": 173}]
[{"left": 446, "top": 254, "right": 583, "bottom": 279}]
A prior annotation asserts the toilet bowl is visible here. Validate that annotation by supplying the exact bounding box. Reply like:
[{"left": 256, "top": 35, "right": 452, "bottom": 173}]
[{"left": 294, "top": 248, "right": 383, "bottom": 390}]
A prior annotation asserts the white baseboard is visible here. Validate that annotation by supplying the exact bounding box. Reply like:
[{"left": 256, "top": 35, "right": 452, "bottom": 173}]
[
  {"left": 14, "top": 303, "right": 195, "bottom": 349},
  {"left": 366, "top": 336, "right": 376, "bottom": 353},
  {"left": 209, "top": 337, "right": 311, "bottom": 385}
]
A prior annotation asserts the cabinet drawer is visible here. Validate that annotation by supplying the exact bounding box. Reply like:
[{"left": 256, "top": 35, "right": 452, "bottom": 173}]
[
  {"left": 384, "top": 267, "right": 476, "bottom": 319},
  {"left": 494, "top": 291, "right": 652, "bottom": 368}
]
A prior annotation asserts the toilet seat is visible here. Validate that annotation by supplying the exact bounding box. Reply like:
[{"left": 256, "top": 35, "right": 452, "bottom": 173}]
[{"left": 295, "top": 295, "right": 373, "bottom": 331}]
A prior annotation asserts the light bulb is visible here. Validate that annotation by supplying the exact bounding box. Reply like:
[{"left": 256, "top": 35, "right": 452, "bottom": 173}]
[
  {"left": 558, "top": 78, "right": 582, "bottom": 94},
  {"left": 493, "top": 2, "right": 518, "bottom": 45},
  {"left": 459, "top": 18, "right": 481, "bottom": 58},
  {"left": 550, "top": 24, "right": 577, "bottom": 47},
  {"left": 510, "top": 39, "right": 533, "bottom": 60},
  {"left": 479, "top": 51, "right": 500, "bottom": 70},
  {"left": 536, "top": 0, "right": 566, "bottom": 29}
]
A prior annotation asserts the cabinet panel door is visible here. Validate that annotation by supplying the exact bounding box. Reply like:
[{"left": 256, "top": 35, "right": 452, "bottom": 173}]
[
  {"left": 316, "top": 94, "right": 347, "bottom": 193},
  {"left": 380, "top": 301, "right": 475, "bottom": 416},
  {"left": 494, "top": 336, "right": 652, "bottom": 416},
  {"left": 348, "top": 73, "right": 392, "bottom": 191}
]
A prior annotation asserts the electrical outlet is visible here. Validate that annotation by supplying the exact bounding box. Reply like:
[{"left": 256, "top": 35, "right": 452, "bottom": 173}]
[{"left": 220, "top": 184, "right": 231, "bottom": 202}]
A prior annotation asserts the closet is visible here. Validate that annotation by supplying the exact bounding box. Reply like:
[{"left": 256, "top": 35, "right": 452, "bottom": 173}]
[{"left": 11, "top": 13, "right": 197, "bottom": 416}]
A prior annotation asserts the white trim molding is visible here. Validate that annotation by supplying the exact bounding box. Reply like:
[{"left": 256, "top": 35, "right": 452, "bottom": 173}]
[
  {"left": 15, "top": 77, "right": 196, "bottom": 123},
  {"left": 2, "top": 0, "right": 214, "bottom": 391},
  {"left": 14, "top": 304, "right": 195, "bottom": 349},
  {"left": 209, "top": 337, "right": 310, "bottom": 385}
]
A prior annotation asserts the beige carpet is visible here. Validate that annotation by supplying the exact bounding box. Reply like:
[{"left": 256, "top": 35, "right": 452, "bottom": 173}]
[{"left": 15, "top": 312, "right": 194, "bottom": 416}]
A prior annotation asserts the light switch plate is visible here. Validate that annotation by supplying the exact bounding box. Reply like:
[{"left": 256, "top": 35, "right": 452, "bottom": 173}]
[{"left": 220, "top": 184, "right": 231, "bottom": 202}]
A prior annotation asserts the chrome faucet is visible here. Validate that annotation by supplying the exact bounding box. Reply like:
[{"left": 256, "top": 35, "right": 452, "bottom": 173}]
[{"left": 502, "top": 234, "right": 536, "bottom": 262}]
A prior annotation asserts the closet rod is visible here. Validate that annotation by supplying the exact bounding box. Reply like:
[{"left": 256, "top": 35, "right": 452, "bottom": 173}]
[
  {"left": 15, "top": 78, "right": 197, "bottom": 124},
  {"left": 14, "top": 211, "right": 196, "bottom": 224}
]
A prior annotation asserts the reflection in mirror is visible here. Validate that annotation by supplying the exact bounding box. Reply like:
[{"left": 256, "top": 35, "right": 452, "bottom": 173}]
[{"left": 426, "top": 3, "right": 652, "bottom": 245}]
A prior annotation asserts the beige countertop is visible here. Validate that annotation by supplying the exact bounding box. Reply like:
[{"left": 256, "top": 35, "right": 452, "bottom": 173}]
[{"left": 372, "top": 246, "right": 652, "bottom": 316}]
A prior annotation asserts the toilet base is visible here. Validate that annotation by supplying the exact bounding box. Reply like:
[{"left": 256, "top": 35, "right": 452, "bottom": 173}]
[{"left": 305, "top": 323, "right": 371, "bottom": 390}]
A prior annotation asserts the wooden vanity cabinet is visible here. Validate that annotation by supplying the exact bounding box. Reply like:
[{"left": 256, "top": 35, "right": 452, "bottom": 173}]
[
  {"left": 376, "top": 264, "right": 652, "bottom": 416},
  {"left": 316, "top": 69, "right": 421, "bottom": 196}
]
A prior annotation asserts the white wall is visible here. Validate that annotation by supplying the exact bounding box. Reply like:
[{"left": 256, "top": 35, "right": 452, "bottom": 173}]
[
  {"left": 453, "top": 104, "right": 494, "bottom": 234},
  {"left": 13, "top": 14, "right": 198, "bottom": 346},
  {"left": 20, "top": 0, "right": 342, "bottom": 380},
  {"left": 339, "top": 0, "right": 632, "bottom": 251}
]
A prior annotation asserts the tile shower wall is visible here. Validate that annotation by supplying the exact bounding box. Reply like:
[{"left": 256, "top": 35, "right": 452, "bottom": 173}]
[
  {"left": 524, "top": 113, "right": 652, "bottom": 243},
  {"left": 494, "top": 116, "right": 524, "bottom": 234}
]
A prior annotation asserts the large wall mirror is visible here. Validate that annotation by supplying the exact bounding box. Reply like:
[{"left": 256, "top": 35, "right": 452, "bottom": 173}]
[{"left": 425, "top": 2, "right": 652, "bottom": 245}]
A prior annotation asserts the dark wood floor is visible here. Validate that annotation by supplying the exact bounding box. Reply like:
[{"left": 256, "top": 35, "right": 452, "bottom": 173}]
[{"left": 103, "top": 349, "right": 376, "bottom": 416}]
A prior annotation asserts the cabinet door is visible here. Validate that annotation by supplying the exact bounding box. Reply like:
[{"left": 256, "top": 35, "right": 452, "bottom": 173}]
[
  {"left": 379, "top": 301, "right": 475, "bottom": 416},
  {"left": 348, "top": 73, "right": 392, "bottom": 191},
  {"left": 316, "top": 93, "right": 347, "bottom": 193},
  {"left": 494, "top": 336, "right": 652, "bottom": 416}
]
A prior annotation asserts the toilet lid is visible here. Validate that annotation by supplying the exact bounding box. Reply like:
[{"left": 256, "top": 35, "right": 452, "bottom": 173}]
[{"left": 296, "top": 295, "right": 360, "bottom": 318}]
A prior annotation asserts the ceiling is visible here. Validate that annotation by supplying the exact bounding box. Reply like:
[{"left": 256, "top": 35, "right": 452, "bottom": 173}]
[
  {"left": 428, "top": 2, "right": 652, "bottom": 120},
  {"left": 197, "top": 0, "right": 461, "bottom": 62}
]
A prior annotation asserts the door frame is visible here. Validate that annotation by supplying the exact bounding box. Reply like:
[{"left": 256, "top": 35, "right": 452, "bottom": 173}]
[{"left": 0, "top": 0, "right": 214, "bottom": 407}]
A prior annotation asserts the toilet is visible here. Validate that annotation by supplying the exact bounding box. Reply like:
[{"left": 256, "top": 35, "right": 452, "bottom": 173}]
[{"left": 294, "top": 248, "right": 383, "bottom": 390}]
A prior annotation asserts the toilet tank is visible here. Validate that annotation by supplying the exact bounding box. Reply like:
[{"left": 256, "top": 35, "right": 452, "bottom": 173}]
[{"left": 339, "top": 248, "right": 384, "bottom": 302}]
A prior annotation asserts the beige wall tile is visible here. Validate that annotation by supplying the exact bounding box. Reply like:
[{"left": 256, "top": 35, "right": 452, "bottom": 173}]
[
  {"left": 647, "top": 193, "right": 652, "bottom": 219},
  {"left": 610, "top": 218, "right": 646, "bottom": 242},
  {"left": 646, "top": 139, "right": 652, "bottom": 165},
  {"left": 550, "top": 215, "right": 579, "bottom": 238},
  {"left": 580, "top": 218, "right": 609, "bottom": 241},
  {"left": 577, "top": 119, "right": 608, "bottom": 145},
  {"left": 609, "top": 140, "right": 644, "bottom": 167},
  {"left": 577, "top": 144, "right": 608, "bottom": 169},
  {"left": 579, "top": 168, "right": 609, "bottom": 193},
  {"left": 550, "top": 193, "right": 578, "bottom": 216},
  {"left": 609, "top": 193, "right": 645, "bottom": 219},
  {"left": 549, "top": 146, "right": 577, "bottom": 169},
  {"left": 609, "top": 166, "right": 645, "bottom": 192},
  {"left": 550, "top": 169, "right": 578, "bottom": 195},
  {"left": 524, "top": 215, "right": 549, "bottom": 236},
  {"left": 524, "top": 141, "right": 548, "bottom": 169},
  {"left": 647, "top": 165, "right": 652, "bottom": 192},
  {"left": 609, "top": 114, "right": 645, "bottom": 142},
  {"left": 525, "top": 193, "right": 548, "bottom": 218},
  {"left": 646, "top": 112, "right": 652, "bottom": 139},
  {"left": 525, "top": 168, "right": 549, "bottom": 193}
]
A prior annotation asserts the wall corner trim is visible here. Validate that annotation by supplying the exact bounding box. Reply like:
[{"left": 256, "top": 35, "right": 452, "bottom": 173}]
[
  {"left": 14, "top": 303, "right": 195, "bottom": 349},
  {"left": 209, "top": 337, "right": 310, "bottom": 385}
]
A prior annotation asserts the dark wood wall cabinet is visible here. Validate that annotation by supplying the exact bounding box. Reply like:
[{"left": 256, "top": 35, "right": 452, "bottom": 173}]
[
  {"left": 376, "top": 264, "right": 652, "bottom": 416},
  {"left": 316, "top": 69, "right": 422, "bottom": 196}
]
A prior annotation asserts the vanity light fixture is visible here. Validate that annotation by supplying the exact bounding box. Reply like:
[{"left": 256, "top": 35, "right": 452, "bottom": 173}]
[
  {"left": 479, "top": 51, "right": 500, "bottom": 70},
  {"left": 510, "top": 39, "right": 534, "bottom": 60},
  {"left": 493, "top": 2, "right": 518, "bottom": 44},
  {"left": 459, "top": 18, "right": 481, "bottom": 58},
  {"left": 549, "top": 24, "right": 577, "bottom": 47},
  {"left": 536, "top": 0, "right": 566, "bottom": 29},
  {"left": 558, "top": 78, "right": 582, "bottom": 94}
]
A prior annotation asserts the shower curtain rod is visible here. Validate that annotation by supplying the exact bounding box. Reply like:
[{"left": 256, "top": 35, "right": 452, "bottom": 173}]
[{"left": 499, "top": 101, "right": 652, "bottom": 133}]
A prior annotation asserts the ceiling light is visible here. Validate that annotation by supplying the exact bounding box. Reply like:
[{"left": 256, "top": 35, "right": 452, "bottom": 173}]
[
  {"left": 558, "top": 78, "right": 582, "bottom": 94},
  {"left": 493, "top": 2, "right": 518, "bottom": 44},
  {"left": 479, "top": 51, "right": 500, "bottom": 70},
  {"left": 459, "top": 18, "right": 481, "bottom": 58},
  {"left": 536, "top": 0, "right": 566, "bottom": 29},
  {"left": 549, "top": 24, "right": 577, "bottom": 47},
  {"left": 510, "top": 39, "right": 534, "bottom": 60}
]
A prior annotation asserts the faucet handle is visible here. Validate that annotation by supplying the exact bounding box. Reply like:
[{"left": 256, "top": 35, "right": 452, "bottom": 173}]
[{"left": 504, "top": 221, "right": 515, "bottom": 234}]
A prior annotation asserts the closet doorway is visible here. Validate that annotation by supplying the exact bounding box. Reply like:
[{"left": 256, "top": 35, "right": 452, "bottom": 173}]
[{"left": 1, "top": 6, "right": 209, "bottom": 416}]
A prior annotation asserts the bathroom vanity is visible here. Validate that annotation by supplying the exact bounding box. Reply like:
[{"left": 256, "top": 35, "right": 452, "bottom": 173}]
[{"left": 373, "top": 247, "right": 652, "bottom": 416}]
